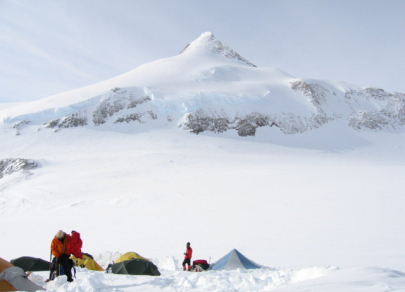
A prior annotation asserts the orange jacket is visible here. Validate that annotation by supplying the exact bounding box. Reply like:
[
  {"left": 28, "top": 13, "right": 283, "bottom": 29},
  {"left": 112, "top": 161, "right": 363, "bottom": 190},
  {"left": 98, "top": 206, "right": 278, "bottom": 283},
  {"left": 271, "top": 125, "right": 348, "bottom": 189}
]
[
  {"left": 184, "top": 247, "right": 193, "bottom": 259},
  {"left": 51, "top": 234, "right": 71, "bottom": 258}
]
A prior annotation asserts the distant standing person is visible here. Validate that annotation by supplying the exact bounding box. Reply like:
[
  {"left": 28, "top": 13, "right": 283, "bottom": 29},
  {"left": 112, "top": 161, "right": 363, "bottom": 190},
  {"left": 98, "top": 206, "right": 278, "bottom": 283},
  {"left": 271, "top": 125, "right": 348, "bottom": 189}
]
[{"left": 182, "top": 242, "right": 193, "bottom": 271}]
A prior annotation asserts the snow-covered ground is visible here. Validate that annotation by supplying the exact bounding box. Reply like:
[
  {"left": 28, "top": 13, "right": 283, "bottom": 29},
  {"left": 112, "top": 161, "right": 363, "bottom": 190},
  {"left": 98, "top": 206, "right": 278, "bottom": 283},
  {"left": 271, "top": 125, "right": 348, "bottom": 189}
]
[
  {"left": 1, "top": 32, "right": 405, "bottom": 291},
  {"left": 1, "top": 125, "right": 405, "bottom": 291},
  {"left": 25, "top": 265, "right": 405, "bottom": 292}
]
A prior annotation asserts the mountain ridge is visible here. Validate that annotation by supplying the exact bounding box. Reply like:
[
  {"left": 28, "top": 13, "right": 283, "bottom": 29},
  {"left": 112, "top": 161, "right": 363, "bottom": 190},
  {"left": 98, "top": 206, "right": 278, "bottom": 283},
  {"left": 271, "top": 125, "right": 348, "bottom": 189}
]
[
  {"left": 179, "top": 32, "right": 256, "bottom": 67},
  {"left": 1, "top": 32, "right": 404, "bottom": 138}
]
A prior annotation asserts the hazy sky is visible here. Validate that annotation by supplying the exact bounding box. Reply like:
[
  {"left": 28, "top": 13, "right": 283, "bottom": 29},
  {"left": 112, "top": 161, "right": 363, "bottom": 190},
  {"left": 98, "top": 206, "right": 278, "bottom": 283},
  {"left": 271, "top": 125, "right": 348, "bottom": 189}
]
[{"left": 1, "top": 0, "right": 404, "bottom": 103}]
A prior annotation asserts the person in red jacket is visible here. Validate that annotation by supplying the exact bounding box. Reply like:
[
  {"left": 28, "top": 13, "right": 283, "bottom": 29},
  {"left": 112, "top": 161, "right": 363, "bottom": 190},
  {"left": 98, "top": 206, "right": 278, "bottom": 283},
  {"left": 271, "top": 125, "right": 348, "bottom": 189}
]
[
  {"left": 67, "top": 230, "right": 83, "bottom": 259},
  {"left": 182, "top": 242, "right": 193, "bottom": 271}
]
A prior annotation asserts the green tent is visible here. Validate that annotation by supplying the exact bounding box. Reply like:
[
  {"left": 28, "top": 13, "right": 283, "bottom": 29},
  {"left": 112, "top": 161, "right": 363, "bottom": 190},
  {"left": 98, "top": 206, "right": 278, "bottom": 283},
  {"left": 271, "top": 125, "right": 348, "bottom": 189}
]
[
  {"left": 10, "top": 256, "right": 50, "bottom": 272},
  {"left": 111, "top": 259, "right": 160, "bottom": 276}
]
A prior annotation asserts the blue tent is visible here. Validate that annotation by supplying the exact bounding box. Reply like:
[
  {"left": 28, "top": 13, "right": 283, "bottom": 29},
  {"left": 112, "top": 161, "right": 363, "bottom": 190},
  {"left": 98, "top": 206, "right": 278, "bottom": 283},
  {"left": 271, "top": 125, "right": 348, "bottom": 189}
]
[{"left": 210, "top": 249, "right": 261, "bottom": 270}]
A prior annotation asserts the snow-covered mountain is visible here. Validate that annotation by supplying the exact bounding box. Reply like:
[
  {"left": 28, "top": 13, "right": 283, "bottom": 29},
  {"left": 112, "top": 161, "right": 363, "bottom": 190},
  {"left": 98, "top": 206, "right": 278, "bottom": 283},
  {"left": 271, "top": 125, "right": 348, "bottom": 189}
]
[
  {"left": 1, "top": 32, "right": 404, "bottom": 137},
  {"left": 1, "top": 33, "right": 405, "bottom": 292}
]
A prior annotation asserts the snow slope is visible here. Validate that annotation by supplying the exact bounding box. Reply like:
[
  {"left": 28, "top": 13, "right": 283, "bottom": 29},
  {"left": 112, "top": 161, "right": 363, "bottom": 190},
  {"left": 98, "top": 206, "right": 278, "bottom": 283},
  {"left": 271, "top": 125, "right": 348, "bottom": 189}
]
[
  {"left": 1, "top": 32, "right": 405, "bottom": 291},
  {"left": 1, "top": 32, "right": 404, "bottom": 137}
]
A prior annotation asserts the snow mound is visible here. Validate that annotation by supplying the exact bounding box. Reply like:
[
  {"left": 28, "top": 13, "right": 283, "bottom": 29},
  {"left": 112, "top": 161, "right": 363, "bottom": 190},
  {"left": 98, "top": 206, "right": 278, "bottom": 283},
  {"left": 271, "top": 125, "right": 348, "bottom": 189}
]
[
  {"left": 94, "top": 251, "right": 123, "bottom": 268},
  {"left": 152, "top": 256, "right": 180, "bottom": 271},
  {"left": 45, "top": 273, "right": 112, "bottom": 292}
]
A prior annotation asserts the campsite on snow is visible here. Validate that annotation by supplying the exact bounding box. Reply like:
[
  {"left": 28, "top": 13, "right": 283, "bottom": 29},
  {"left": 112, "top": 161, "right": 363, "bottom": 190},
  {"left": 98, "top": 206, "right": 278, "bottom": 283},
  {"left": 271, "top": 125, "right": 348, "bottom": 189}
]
[{"left": 1, "top": 32, "right": 405, "bottom": 291}]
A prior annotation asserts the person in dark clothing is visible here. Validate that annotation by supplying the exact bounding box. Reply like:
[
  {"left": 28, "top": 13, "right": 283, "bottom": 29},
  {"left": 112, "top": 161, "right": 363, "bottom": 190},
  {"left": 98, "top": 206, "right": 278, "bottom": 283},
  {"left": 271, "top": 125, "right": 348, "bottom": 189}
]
[{"left": 182, "top": 242, "right": 193, "bottom": 271}]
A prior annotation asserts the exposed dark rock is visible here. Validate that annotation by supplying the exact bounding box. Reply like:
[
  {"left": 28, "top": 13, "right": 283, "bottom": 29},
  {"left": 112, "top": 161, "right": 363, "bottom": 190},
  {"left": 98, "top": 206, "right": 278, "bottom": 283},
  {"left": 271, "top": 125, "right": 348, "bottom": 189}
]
[
  {"left": 182, "top": 110, "right": 277, "bottom": 136},
  {"left": 0, "top": 158, "right": 39, "bottom": 179},
  {"left": 344, "top": 88, "right": 405, "bottom": 130},
  {"left": 182, "top": 109, "right": 231, "bottom": 134},
  {"left": 12, "top": 120, "right": 30, "bottom": 135},
  {"left": 93, "top": 90, "right": 151, "bottom": 126},
  {"left": 234, "top": 112, "right": 271, "bottom": 136},
  {"left": 147, "top": 111, "right": 157, "bottom": 120},
  {"left": 93, "top": 97, "right": 126, "bottom": 125},
  {"left": 348, "top": 111, "right": 390, "bottom": 130},
  {"left": 127, "top": 96, "right": 151, "bottom": 109},
  {"left": 44, "top": 112, "right": 87, "bottom": 129},
  {"left": 115, "top": 113, "right": 145, "bottom": 124},
  {"left": 290, "top": 80, "right": 328, "bottom": 109},
  {"left": 45, "top": 119, "right": 60, "bottom": 129}
]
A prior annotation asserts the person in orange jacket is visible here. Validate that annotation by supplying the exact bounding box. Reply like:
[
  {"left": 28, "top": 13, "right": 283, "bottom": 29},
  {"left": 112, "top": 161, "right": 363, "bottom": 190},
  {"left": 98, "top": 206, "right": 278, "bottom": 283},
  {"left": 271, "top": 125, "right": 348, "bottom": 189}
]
[
  {"left": 50, "top": 230, "right": 73, "bottom": 282},
  {"left": 182, "top": 242, "right": 193, "bottom": 271}
]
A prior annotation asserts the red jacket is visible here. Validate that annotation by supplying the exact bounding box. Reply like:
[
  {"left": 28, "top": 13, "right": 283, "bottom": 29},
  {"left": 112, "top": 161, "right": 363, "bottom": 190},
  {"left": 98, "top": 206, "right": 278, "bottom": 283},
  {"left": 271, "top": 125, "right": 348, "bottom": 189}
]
[
  {"left": 67, "top": 231, "right": 83, "bottom": 259},
  {"left": 184, "top": 247, "right": 193, "bottom": 259}
]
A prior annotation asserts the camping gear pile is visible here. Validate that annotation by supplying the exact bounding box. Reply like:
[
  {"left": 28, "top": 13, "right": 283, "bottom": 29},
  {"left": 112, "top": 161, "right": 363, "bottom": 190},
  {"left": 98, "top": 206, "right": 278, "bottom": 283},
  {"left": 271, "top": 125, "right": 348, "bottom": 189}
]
[{"left": 191, "top": 260, "right": 210, "bottom": 272}]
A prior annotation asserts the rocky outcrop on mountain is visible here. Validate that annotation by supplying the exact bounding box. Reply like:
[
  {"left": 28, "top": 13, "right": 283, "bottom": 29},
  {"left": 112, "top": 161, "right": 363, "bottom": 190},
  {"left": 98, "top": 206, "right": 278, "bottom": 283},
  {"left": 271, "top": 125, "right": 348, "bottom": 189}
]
[
  {"left": 115, "top": 113, "right": 145, "bottom": 124},
  {"left": 0, "top": 158, "right": 39, "bottom": 179},
  {"left": 180, "top": 108, "right": 333, "bottom": 136},
  {"left": 12, "top": 120, "right": 30, "bottom": 135},
  {"left": 179, "top": 82, "right": 405, "bottom": 136},
  {"left": 290, "top": 81, "right": 328, "bottom": 110},
  {"left": 93, "top": 88, "right": 151, "bottom": 126},
  {"left": 180, "top": 109, "right": 230, "bottom": 134},
  {"left": 180, "top": 80, "right": 337, "bottom": 136},
  {"left": 344, "top": 88, "right": 405, "bottom": 130},
  {"left": 44, "top": 111, "right": 88, "bottom": 130},
  {"left": 5, "top": 81, "right": 405, "bottom": 138},
  {"left": 348, "top": 111, "right": 390, "bottom": 130}
]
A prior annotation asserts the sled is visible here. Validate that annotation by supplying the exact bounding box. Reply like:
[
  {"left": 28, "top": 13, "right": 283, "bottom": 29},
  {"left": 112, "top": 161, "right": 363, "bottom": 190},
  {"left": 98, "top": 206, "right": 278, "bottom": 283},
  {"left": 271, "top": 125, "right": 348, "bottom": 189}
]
[{"left": 191, "top": 259, "right": 210, "bottom": 272}]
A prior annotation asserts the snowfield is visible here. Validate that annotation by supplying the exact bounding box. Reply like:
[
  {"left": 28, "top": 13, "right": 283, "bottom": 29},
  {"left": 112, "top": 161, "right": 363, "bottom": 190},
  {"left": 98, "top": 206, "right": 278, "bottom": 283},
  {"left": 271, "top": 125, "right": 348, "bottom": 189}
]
[
  {"left": 1, "top": 127, "right": 405, "bottom": 291},
  {"left": 25, "top": 264, "right": 405, "bottom": 292},
  {"left": 1, "top": 32, "right": 405, "bottom": 291}
]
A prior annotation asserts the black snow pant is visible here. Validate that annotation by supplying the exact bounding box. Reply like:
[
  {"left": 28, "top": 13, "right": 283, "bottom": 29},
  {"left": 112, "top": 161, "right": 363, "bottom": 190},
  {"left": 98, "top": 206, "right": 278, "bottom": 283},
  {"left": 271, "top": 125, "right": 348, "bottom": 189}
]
[
  {"left": 57, "top": 254, "right": 73, "bottom": 282},
  {"left": 182, "top": 258, "right": 191, "bottom": 269}
]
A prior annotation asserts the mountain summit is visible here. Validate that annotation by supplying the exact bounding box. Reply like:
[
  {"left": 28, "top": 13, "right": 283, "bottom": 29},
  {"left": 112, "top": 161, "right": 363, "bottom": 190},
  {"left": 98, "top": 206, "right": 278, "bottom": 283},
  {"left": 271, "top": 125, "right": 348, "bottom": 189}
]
[
  {"left": 179, "top": 32, "right": 256, "bottom": 67},
  {"left": 1, "top": 32, "right": 404, "bottom": 139}
]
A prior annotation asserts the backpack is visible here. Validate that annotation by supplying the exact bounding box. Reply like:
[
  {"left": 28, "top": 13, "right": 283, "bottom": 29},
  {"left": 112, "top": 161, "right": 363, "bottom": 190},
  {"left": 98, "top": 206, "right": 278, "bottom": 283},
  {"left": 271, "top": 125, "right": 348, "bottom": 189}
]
[{"left": 192, "top": 259, "right": 210, "bottom": 271}]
